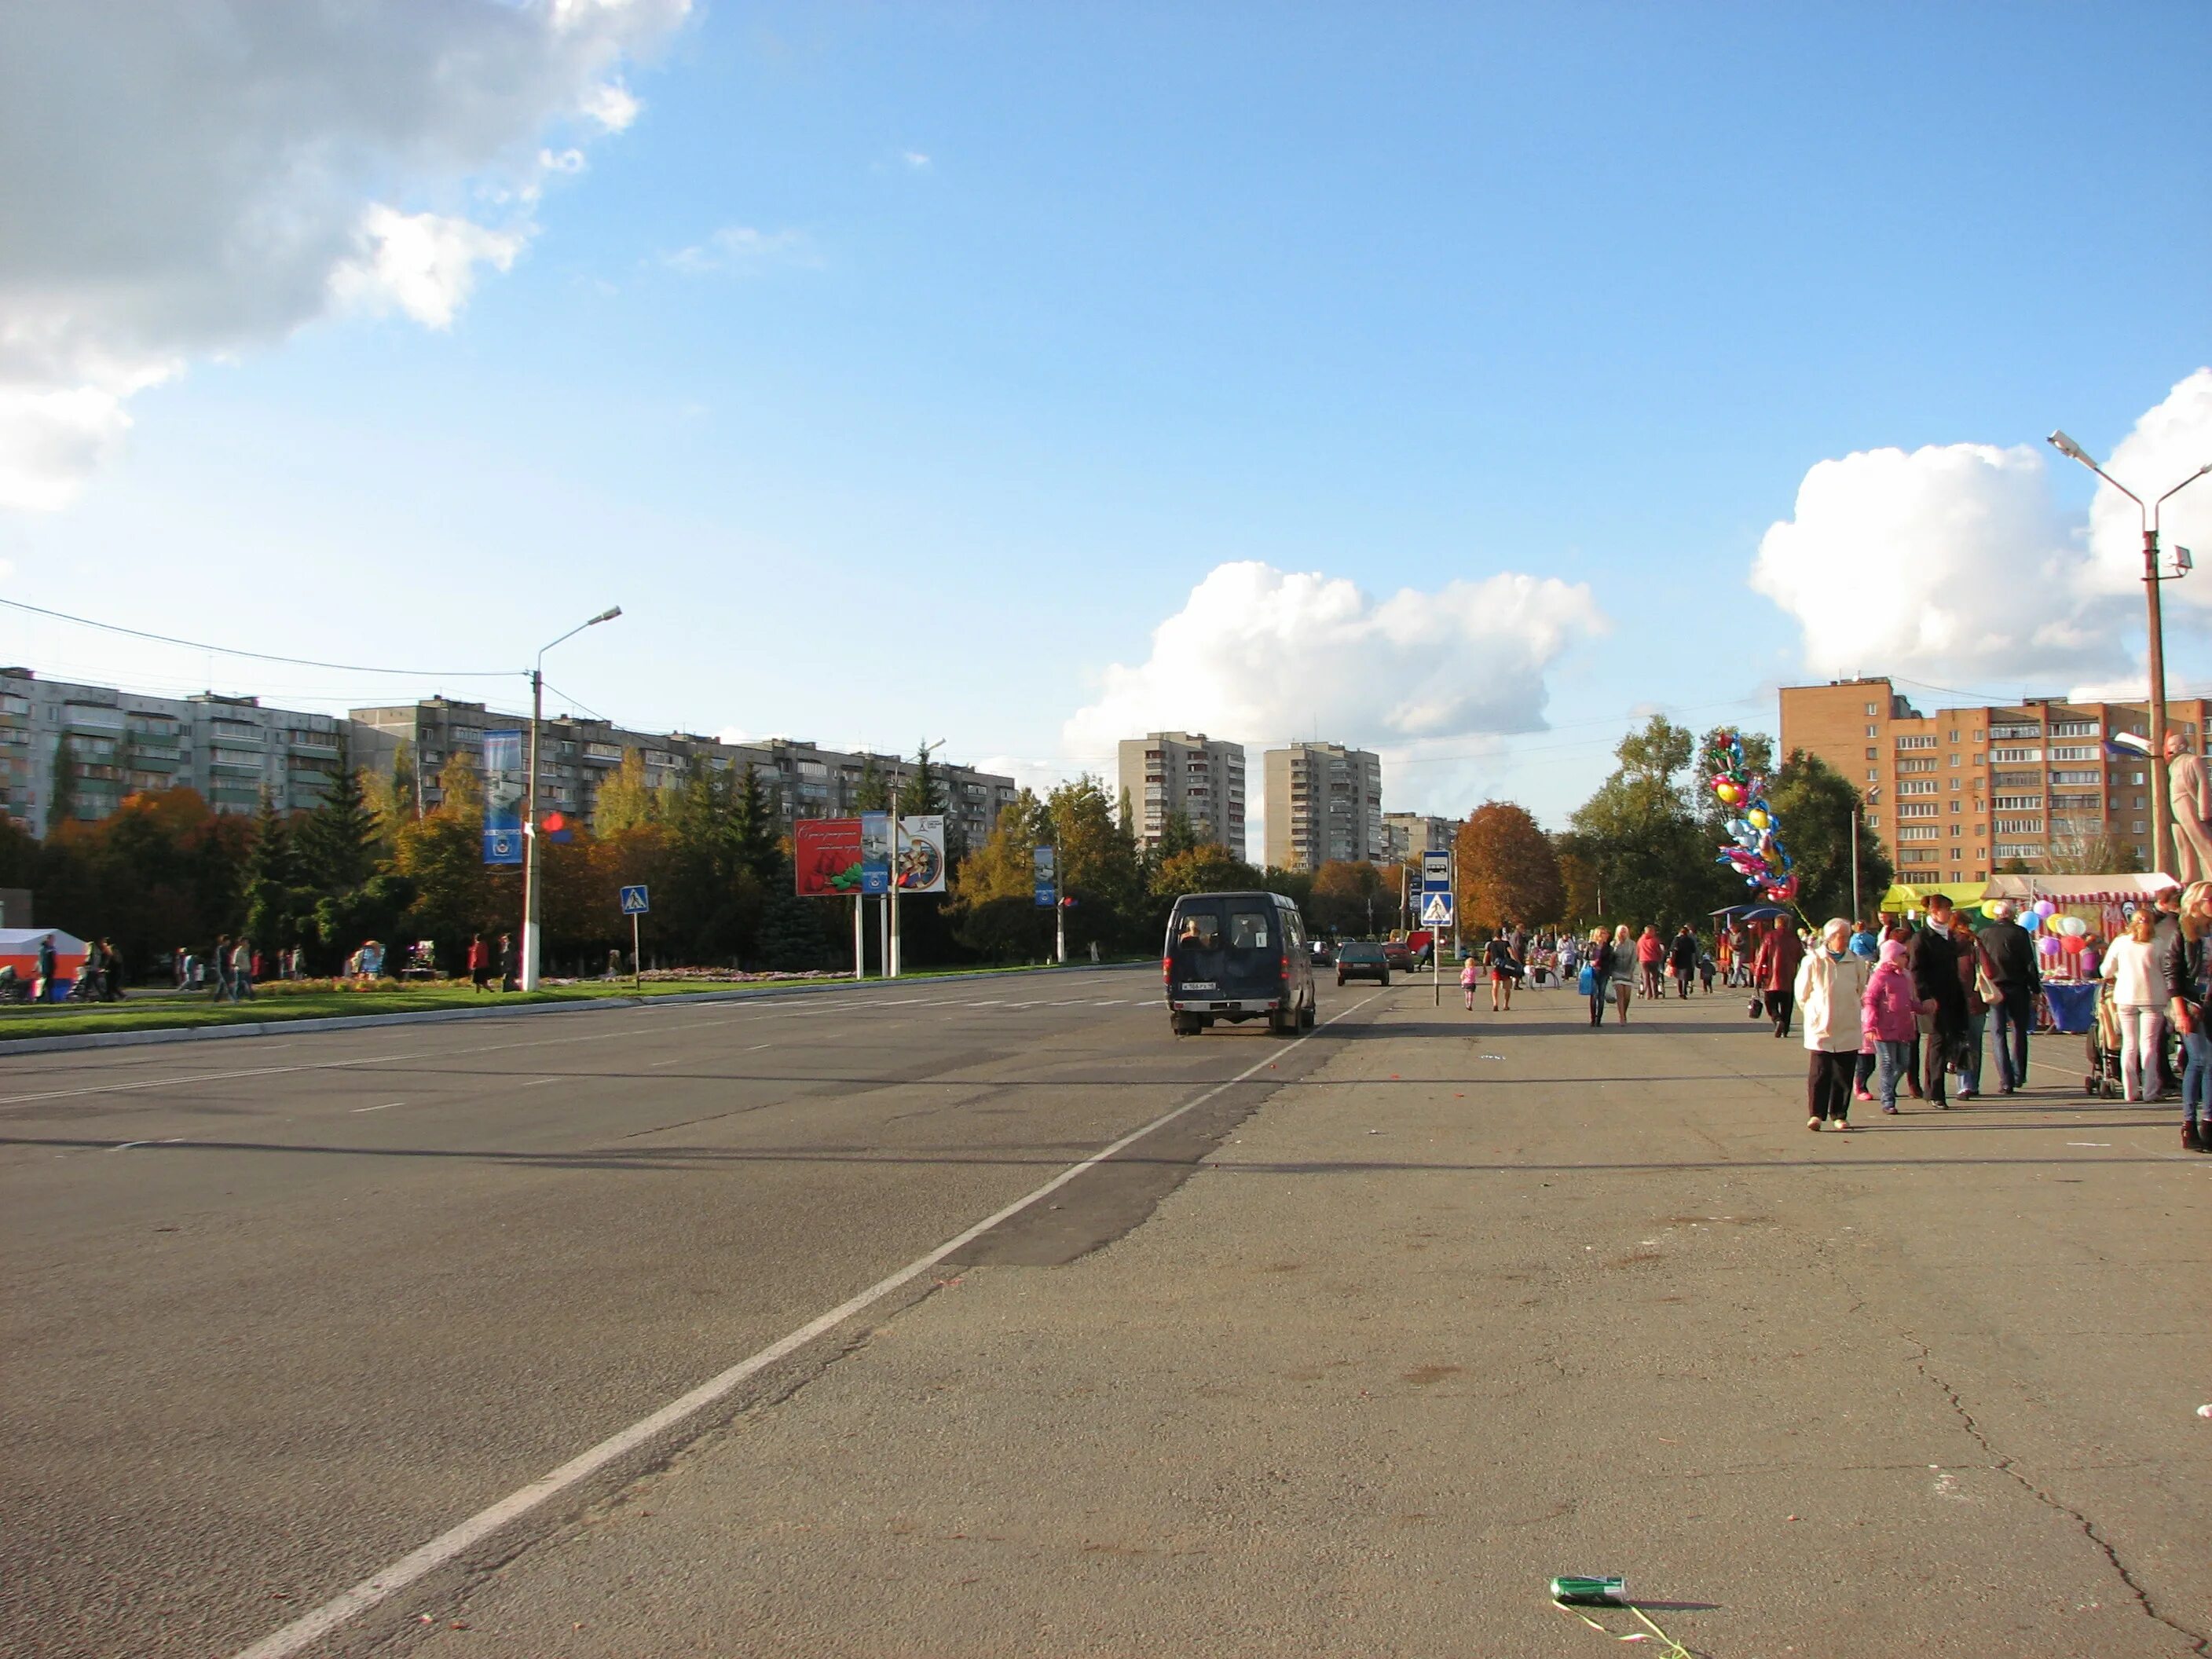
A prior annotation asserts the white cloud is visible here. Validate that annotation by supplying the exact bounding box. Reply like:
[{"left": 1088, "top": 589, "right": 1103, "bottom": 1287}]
[
  {"left": 329, "top": 207, "right": 528, "bottom": 330},
  {"left": 2085, "top": 368, "right": 2212, "bottom": 613},
  {"left": 1065, "top": 562, "right": 1605, "bottom": 755},
  {"left": 902, "top": 151, "right": 933, "bottom": 170},
  {"left": 1752, "top": 368, "right": 2212, "bottom": 685},
  {"left": 1749, "top": 441, "right": 2129, "bottom": 683},
  {"left": 0, "top": 0, "right": 690, "bottom": 511},
  {"left": 664, "top": 226, "right": 821, "bottom": 275},
  {"left": 1061, "top": 561, "right": 1607, "bottom": 844}
]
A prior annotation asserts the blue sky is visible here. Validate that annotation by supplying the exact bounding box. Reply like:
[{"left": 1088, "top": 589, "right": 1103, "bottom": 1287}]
[{"left": 4, "top": 1, "right": 2209, "bottom": 833}]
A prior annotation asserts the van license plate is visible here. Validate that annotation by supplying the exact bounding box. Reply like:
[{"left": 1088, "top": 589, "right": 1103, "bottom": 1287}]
[{"left": 1180, "top": 981, "right": 1217, "bottom": 991}]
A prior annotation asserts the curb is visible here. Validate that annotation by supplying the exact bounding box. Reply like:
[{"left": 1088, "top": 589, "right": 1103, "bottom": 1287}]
[{"left": 0, "top": 960, "right": 1153, "bottom": 1057}]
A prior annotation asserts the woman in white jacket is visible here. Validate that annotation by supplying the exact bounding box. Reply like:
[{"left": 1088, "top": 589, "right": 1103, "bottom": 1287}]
[
  {"left": 1796, "top": 917, "right": 1873, "bottom": 1131},
  {"left": 2101, "top": 910, "right": 2170, "bottom": 1103}
]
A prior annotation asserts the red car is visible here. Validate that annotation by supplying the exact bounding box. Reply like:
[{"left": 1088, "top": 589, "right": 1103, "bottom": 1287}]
[{"left": 1380, "top": 939, "right": 1414, "bottom": 972}]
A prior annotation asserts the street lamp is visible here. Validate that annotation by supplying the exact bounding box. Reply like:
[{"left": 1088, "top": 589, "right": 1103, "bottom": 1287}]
[
  {"left": 2048, "top": 430, "right": 2210, "bottom": 877},
  {"left": 1851, "top": 785, "right": 1881, "bottom": 923},
  {"left": 521, "top": 606, "right": 622, "bottom": 991}
]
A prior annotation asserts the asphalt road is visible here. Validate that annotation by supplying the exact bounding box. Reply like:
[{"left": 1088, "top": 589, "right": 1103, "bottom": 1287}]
[
  {"left": 2, "top": 965, "right": 1364, "bottom": 1659},
  {"left": 9, "top": 969, "right": 2208, "bottom": 1657}
]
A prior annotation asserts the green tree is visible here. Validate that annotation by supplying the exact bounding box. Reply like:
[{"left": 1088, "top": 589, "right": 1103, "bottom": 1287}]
[
  {"left": 732, "top": 763, "right": 781, "bottom": 886},
  {"left": 1568, "top": 714, "right": 1716, "bottom": 930},
  {"left": 895, "top": 742, "right": 947, "bottom": 818},
  {"left": 593, "top": 749, "right": 657, "bottom": 836},
  {"left": 48, "top": 736, "right": 78, "bottom": 826},
  {"left": 434, "top": 748, "right": 483, "bottom": 824},
  {"left": 296, "top": 745, "right": 382, "bottom": 894},
  {"left": 852, "top": 756, "right": 892, "bottom": 812},
  {"left": 1766, "top": 749, "right": 1891, "bottom": 921},
  {"left": 242, "top": 789, "right": 316, "bottom": 951},
  {"left": 1046, "top": 775, "right": 1143, "bottom": 950},
  {"left": 1150, "top": 844, "right": 1264, "bottom": 906},
  {"left": 950, "top": 793, "right": 1050, "bottom": 961},
  {"left": 1307, "top": 859, "right": 1391, "bottom": 936},
  {"left": 755, "top": 859, "right": 835, "bottom": 970}
]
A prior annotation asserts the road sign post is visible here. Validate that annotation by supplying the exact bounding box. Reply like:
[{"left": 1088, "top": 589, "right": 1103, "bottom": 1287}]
[
  {"left": 618, "top": 885, "right": 649, "bottom": 987},
  {"left": 1420, "top": 852, "right": 1453, "bottom": 1008}
]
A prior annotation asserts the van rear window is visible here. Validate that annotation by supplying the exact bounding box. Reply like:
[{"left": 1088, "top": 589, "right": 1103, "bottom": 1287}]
[{"left": 1170, "top": 900, "right": 1224, "bottom": 948}]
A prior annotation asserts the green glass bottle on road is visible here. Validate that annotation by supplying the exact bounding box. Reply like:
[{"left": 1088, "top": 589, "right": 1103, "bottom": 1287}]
[{"left": 1549, "top": 1575, "right": 1628, "bottom": 1605}]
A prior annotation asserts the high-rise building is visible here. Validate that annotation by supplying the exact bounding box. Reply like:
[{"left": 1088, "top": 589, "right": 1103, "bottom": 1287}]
[
  {"left": 1778, "top": 677, "right": 2208, "bottom": 882},
  {"left": 0, "top": 668, "right": 349, "bottom": 837},
  {"left": 1117, "top": 732, "right": 1246, "bottom": 859},
  {"left": 1381, "top": 812, "right": 1455, "bottom": 864},
  {"left": 347, "top": 698, "right": 1020, "bottom": 845},
  {"left": 1263, "top": 742, "right": 1383, "bottom": 872}
]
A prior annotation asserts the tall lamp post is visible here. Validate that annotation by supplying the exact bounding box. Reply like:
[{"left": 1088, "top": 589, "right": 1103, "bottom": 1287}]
[
  {"left": 521, "top": 606, "right": 622, "bottom": 991},
  {"left": 1851, "top": 786, "right": 1881, "bottom": 924},
  {"left": 2047, "top": 430, "right": 2209, "bottom": 877}
]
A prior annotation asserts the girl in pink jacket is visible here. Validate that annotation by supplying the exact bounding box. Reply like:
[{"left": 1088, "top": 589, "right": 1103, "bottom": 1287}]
[{"left": 1862, "top": 939, "right": 1934, "bottom": 1115}]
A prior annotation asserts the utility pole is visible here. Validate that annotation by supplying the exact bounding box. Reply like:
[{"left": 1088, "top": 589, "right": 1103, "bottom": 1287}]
[
  {"left": 521, "top": 606, "right": 621, "bottom": 991},
  {"left": 2049, "top": 432, "right": 2209, "bottom": 877}
]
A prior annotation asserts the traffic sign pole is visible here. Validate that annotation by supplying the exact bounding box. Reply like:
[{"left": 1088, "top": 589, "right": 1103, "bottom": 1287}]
[{"left": 631, "top": 910, "right": 640, "bottom": 988}]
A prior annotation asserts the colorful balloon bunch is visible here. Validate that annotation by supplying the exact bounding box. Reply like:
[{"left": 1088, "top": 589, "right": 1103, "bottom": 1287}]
[{"left": 1705, "top": 729, "right": 1797, "bottom": 903}]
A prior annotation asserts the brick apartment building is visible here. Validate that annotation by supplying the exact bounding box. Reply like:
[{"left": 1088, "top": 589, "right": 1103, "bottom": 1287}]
[{"left": 1778, "top": 677, "right": 2209, "bottom": 883}]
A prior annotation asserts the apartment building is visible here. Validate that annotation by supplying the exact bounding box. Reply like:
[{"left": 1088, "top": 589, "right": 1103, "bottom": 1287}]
[
  {"left": 1262, "top": 742, "right": 1384, "bottom": 872},
  {"left": 347, "top": 699, "right": 1020, "bottom": 845},
  {"left": 1381, "top": 812, "right": 1455, "bottom": 865},
  {"left": 1779, "top": 677, "right": 2209, "bottom": 882},
  {"left": 0, "top": 668, "right": 347, "bottom": 837},
  {"left": 1117, "top": 731, "right": 1247, "bottom": 860}
]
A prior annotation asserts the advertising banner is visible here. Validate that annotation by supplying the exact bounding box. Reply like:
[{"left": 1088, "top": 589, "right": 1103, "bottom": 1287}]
[
  {"left": 859, "top": 811, "right": 892, "bottom": 895},
  {"left": 794, "top": 817, "right": 865, "bottom": 896},
  {"left": 896, "top": 815, "right": 947, "bottom": 893},
  {"left": 1033, "top": 844, "right": 1057, "bottom": 907},
  {"left": 482, "top": 729, "right": 525, "bottom": 866}
]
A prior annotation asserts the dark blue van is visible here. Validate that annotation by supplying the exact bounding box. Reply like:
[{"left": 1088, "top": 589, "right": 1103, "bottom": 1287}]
[{"left": 1162, "top": 890, "right": 1317, "bottom": 1037}]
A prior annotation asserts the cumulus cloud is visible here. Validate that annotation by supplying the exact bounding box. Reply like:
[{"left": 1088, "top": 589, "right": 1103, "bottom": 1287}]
[
  {"left": 1751, "top": 368, "right": 2212, "bottom": 683},
  {"left": 1064, "top": 563, "right": 1606, "bottom": 760},
  {"left": 1749, "top": 441, "right": 2130, "bottom": 682},
  {"left": 1060, "top": 561, "right": 1606, "bottom": 840},
  {"left": 2086, "top": 368, "right": 2212, "bottom": 612},
  {"left": 663, "top": 226, "right": 821, "bottom": 275},
  {"left": 0, "top": 0, "right": 690, "bottom": 511}
]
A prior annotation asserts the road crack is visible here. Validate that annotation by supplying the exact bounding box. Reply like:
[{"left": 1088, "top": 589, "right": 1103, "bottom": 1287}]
[{"left": 1903, "top": 1332, "right": 2208, "bottom": 1655}]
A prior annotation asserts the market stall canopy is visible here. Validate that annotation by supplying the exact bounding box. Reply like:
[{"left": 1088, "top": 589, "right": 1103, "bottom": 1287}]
[
  {"left": 1712, "top": 903, "right": 1794, "bottom": 922},
  {"left": 1877, "top": 880, "right": 1988, "bottom": 915},
  {"left": 1982, "top": 873, "right": 2178, "bottom": 906},
  {"left": 0, "top": 927, "right": 89, "bottom": 974}
]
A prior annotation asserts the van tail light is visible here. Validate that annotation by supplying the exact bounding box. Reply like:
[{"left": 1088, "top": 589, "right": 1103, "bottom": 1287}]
[
  {"left": 1162, "top": 956, "right": 1172, "bottom": 984},
  {"left": 1279, "top": 952, "right": 1291, "bottom": 980}
]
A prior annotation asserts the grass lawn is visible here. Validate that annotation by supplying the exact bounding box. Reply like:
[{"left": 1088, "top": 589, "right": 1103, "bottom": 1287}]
[{"left": 0, "top": 958, "right": 1142, "bottom": 1043}]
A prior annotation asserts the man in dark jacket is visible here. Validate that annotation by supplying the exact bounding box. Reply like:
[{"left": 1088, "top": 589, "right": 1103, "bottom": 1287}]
[
  {"left": 2151, "top": 888, "right": 2183, "bottom": 1097},
  {"left": 1908, "top": 895, "right": 1969, "bottom": 1108},
  {"left": 1976, "top": 902, "right": 2041, "bottom": 1096}
]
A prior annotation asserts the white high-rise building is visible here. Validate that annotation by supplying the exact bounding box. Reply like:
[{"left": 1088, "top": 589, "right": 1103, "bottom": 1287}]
[
  {"left": 1117, "top": 732, "right": 1247, "bottom": 860},
  {"left": 1264, "top": 742, "right": 1384, "bottom": 872}
]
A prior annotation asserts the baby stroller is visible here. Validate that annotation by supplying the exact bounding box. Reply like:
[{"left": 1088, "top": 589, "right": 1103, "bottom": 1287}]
[{"left": 2084, "top": 980, "right": 2122, "bottom": 1099}]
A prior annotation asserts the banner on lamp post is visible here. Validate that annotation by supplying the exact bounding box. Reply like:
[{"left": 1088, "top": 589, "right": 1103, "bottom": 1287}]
[{"left": 482, "top": 729, "right": 525, "bottom": 865}]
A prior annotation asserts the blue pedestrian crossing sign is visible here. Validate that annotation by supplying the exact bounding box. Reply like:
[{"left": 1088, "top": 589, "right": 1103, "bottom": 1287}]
[
  {"left": 1420, "top": 892, "right": 1454, "bottom": 925},
  {"left": 619, "top": 884, "right": 651, "bottom": 916}
]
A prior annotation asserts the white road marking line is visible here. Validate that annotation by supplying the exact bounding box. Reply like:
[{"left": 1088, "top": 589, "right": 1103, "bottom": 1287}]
[
  {"left": 966, "top": 1000, "right": 1005, "bottom": 1007},
  {"left": 228, "top": 989, "right": 1386, "bottom": 1659},
  {"left": 1094, "top": 999, "right": 1126, "bottom": 1006},
  {"left": 520, "top": 1077, "right": 559, "bottom": 1088},
  {"left": 109, "top": 1137, "right": 185, "bottom": 1152},
  {"left": 350, "top": 1102, "right": 405, "bottom": 1114},
  {"left": 647, "top": 1057, "right": 683, "bottom": 1068},
  {"left": 744, "top": 1042, "right": 775, "bottom": 1052}
]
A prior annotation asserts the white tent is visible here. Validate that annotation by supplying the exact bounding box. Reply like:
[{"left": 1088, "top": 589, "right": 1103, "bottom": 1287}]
[{"left": 0, "top": 926, "right": 89, "bottom": 957}]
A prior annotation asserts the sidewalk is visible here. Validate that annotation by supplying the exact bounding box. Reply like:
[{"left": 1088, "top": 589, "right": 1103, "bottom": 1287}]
[{"left": 406, "top": 986, "right": 2210, "bottom": 1657}]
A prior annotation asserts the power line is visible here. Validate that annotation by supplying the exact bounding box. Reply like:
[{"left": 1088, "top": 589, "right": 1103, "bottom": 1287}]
[{"left": 0, "top": 596, "right": 519, "bottom": 679}]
